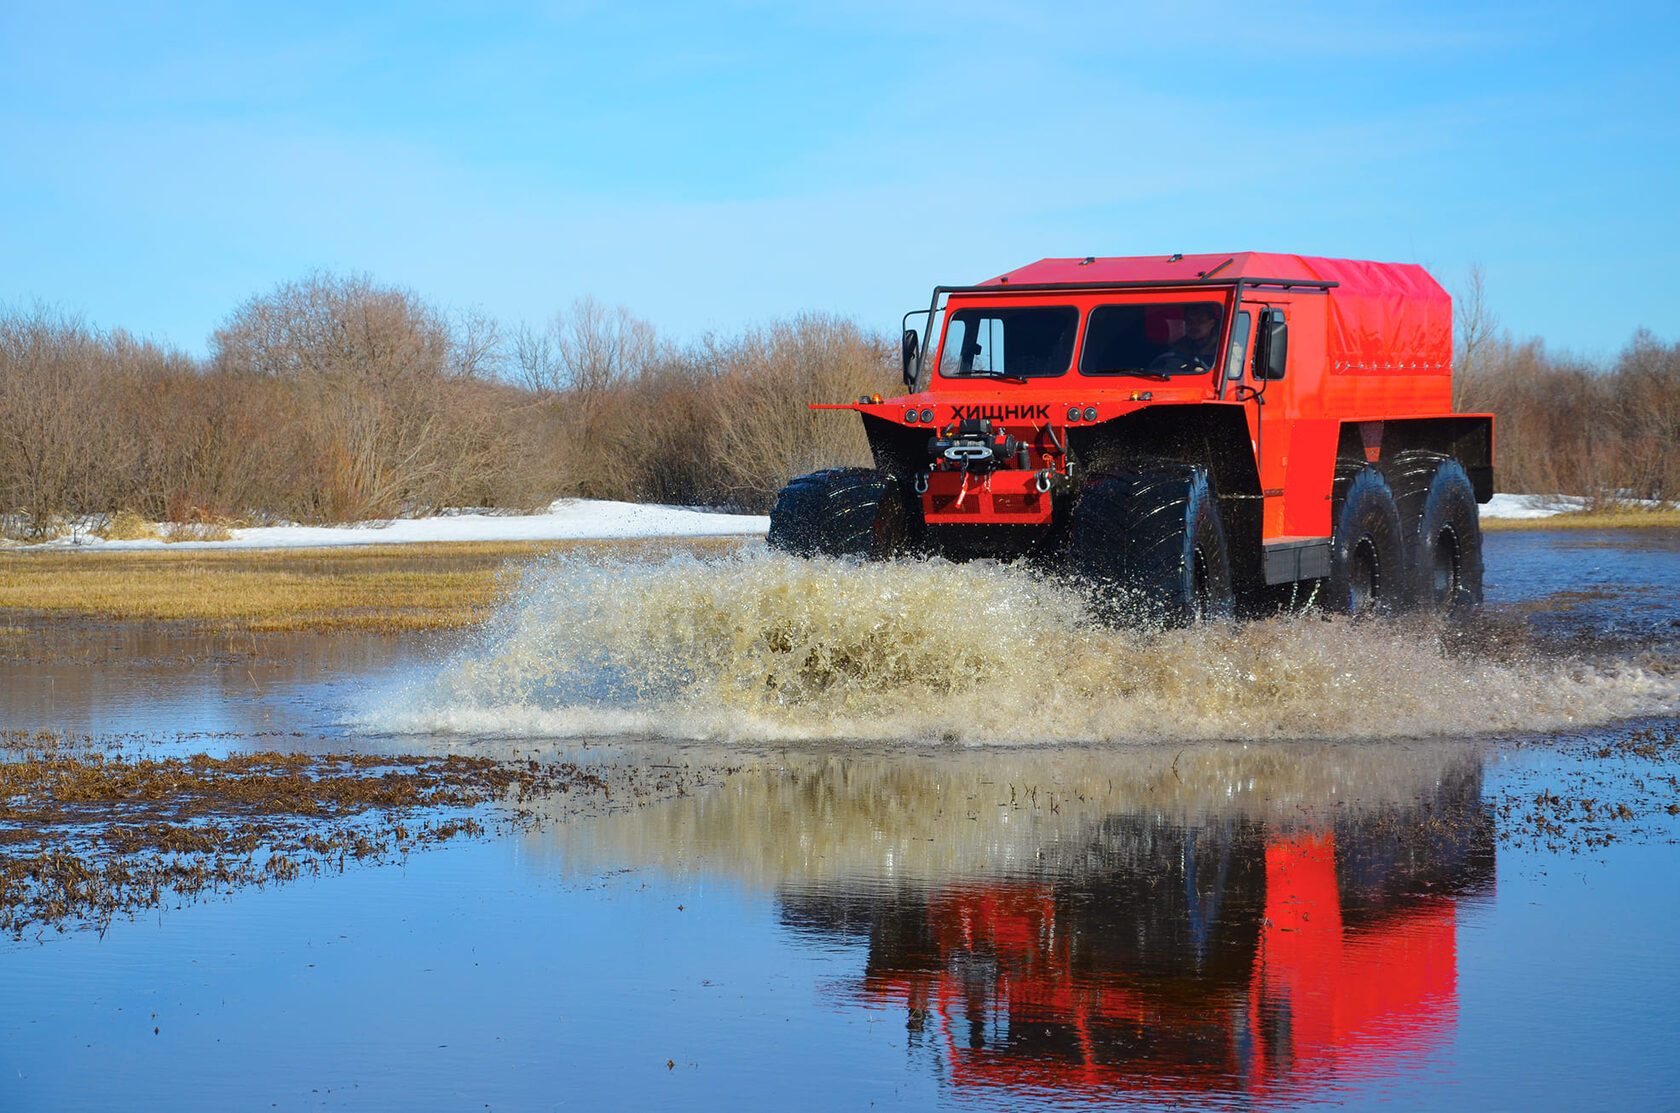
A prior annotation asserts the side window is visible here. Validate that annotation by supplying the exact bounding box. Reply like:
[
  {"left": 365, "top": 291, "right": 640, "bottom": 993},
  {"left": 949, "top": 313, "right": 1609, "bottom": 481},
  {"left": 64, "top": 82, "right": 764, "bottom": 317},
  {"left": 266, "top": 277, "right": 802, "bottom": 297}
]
[
  {"left": 940, "top": 316, "right": 1006, "bottom": 375},
  {"left": 940, "top": 316, "right": 972, "bottom": 376},
  {"left": 1225, "top": 310, "right": 1252, "bottom": 380}
]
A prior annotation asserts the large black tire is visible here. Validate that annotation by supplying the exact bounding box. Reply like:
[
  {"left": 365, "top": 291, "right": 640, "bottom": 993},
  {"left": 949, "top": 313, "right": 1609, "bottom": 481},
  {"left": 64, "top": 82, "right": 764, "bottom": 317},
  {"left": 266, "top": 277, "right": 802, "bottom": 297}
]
[
  {"left": 1408, "top": 458, "right": 1484, "bottom": 613},
  {"left": 766, "top": 468, "right": 907, "bottom": 559},
  {"left": 1386, "top": 449, "right": 1447, "bottom": 538},
  {"left": 1327, "top": 465, "right": 1405, "bottom": 614},
  {"left": 1065, "top": 466, "right": 1234, "bottom": 626}
]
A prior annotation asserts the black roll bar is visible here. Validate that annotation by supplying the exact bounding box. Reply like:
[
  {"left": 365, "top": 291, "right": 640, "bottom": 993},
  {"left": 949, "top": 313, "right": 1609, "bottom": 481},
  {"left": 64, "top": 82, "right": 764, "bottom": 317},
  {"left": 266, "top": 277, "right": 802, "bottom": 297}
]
[{"left": 913, "top": 275, "right": 1336, "bottom": 385}]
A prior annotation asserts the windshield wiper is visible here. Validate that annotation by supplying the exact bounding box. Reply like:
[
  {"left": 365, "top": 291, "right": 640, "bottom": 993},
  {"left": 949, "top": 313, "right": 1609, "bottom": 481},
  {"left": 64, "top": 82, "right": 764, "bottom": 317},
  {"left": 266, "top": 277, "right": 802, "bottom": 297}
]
[
  {"left": 964, "top": 370, "right": 1027, "bottom": 384},
  {"left": 1091, "top": 367, "right": 1172, "bottom": 381}
]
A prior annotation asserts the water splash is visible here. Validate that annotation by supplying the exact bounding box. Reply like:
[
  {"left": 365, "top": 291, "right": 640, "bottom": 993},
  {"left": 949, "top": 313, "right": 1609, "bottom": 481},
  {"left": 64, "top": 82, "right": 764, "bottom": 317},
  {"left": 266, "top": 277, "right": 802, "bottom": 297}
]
[{"left": 364, "top": 550, "right": 1680, "bottom": 744}]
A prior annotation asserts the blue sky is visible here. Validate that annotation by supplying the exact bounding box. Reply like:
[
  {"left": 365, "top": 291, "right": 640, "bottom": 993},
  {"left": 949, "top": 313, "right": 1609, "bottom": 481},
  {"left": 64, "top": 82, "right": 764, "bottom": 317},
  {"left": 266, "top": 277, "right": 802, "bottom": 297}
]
[{"left": 2, "top": 1, "right": 1675, "bottom": 359}]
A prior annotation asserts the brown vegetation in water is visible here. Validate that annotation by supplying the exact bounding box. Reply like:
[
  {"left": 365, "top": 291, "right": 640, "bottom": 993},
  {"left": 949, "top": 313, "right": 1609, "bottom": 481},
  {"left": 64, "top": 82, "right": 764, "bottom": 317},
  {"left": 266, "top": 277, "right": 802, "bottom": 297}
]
[
  {"left": 1490, "top": 721, "right": 1680, "bottom": 853},
  {"left": 0, "top": 728, "right": 715, "bottom": 939}
]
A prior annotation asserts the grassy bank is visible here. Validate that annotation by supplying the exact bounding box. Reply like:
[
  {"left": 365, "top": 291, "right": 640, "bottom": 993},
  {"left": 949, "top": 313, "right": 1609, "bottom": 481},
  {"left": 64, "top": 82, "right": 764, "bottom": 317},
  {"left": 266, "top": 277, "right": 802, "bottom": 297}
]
[
  {"left": 1481, "top": 507, "right": 1680, "bottom": 530},
  {"left": 0, "top": 537, "right": 746, "bottom": 633}
]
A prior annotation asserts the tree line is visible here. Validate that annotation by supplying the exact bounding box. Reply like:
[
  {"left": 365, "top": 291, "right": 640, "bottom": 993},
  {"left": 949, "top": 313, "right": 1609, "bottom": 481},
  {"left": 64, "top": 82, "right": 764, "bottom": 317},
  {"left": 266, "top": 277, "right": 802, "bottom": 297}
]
[
  {"left": 1, "top": 269, "right": 1675, "bottom": 539},
  {"left": 0, "top": 272, "right": 896, "bottom": 538},
  {"left": 1453, "top": 268, "right": 1680, "bottom": 506}
]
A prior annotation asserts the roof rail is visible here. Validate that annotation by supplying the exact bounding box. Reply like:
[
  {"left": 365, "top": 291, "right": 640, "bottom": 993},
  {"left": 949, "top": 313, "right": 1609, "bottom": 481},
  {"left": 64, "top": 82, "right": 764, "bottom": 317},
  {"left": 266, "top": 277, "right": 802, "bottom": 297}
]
[{"left": 944, "top": 276, "right": 1338, "bottom": 296}]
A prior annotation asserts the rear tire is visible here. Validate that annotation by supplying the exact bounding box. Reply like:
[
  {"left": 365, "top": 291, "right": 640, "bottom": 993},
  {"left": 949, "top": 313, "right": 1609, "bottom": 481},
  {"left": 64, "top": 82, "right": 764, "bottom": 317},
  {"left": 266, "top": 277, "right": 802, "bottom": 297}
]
[
  {"left": 766, "top": 468, "right": 907, "bottom": 559},
  {"left": 1409, "top": 458, "right": 1483, "bottom": 613},
  {"left": 1327, "top": 466, "right": 1404, "bottom": 615},
  {"left": 1065, "top": 466, "right": 1234, "bottom": 626}
]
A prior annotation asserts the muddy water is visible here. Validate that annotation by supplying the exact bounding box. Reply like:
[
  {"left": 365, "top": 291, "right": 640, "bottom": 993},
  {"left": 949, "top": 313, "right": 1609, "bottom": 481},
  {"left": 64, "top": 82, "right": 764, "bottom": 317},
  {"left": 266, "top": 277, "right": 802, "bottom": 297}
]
[{"left": 2, "top": 529, "right": 1679, "bottom": 1111}]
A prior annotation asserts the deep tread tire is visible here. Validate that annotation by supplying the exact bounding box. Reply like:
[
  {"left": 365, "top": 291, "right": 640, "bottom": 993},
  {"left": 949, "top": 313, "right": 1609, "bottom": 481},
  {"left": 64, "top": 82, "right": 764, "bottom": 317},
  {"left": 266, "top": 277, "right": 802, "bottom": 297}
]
[
  {"left": 1328, "top": 466, "right": 1404, "bottom": 615},
  {"left": 766, "top": 468, "right": 907, "bottom": 560},
  {"left": 1387, "top": 449, "right": 1447, "bottom": 538},
  {"left": 1066, "top": 466, "right": 1234, "bottom": 627},
  {"left": 1409, "top": 458, "right": 1484, "bottom": 613}
]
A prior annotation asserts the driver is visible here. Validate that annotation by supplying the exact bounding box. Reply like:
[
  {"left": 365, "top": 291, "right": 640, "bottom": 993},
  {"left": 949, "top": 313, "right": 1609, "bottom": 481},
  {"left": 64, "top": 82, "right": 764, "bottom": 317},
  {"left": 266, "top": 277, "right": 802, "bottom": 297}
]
[{"left": 1152, "top": 303, "right": 1223, "bottom": 371}]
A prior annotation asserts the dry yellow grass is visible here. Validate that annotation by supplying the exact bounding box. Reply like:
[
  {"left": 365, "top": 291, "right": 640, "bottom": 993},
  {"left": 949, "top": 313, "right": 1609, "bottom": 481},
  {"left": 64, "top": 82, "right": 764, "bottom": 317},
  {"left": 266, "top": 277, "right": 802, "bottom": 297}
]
[
  {"left": 0, "top": 537, "right": 747, "bottom": 633},
  {"left": 161, "top": 520, "right": 233, "bottom": 543},
  {"left": 1482, "top": 506, "right": 1680, "bottom": 530},
  {"left": 95, "top": 509, "right": 162, "bottom": 541}
]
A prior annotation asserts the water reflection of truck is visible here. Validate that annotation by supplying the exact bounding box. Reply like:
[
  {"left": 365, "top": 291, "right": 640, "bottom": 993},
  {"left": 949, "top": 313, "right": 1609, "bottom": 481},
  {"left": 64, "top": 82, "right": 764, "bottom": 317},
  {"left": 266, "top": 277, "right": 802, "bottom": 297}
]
[{"left": 780, "top": 763, "right": 1494, "bottom": 1101}]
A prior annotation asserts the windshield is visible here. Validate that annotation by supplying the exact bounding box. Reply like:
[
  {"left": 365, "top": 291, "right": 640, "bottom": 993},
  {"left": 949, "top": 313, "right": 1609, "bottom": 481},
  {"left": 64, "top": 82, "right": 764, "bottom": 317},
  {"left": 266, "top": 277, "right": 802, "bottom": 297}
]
[
  {"left": 1080, "top": 301, "right": 1226, "bottom": 376},
  {"left": 939, "top": 306, "right": 1077, "bottom": 379}
]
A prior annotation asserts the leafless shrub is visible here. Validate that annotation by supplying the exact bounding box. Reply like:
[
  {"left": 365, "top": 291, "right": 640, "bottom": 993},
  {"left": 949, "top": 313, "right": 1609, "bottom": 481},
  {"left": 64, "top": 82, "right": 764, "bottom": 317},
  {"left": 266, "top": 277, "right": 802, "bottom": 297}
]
[
  {"left": 695, "top": 314, "right": 898, "bottom": 510},
  {"left": 511, "top": 298, "right": 675, "bottom": 502},
  {"left": 509, "top": 305, "right": 898, "bottom": 510},
  {"left": 0, "top": 306, "right": 178, "bottom": 536},
  {"left": 1456, "top": 329, "right": 1680, "bottom": 504},
  {"left": 513, "top": 296, "right": 663, "bottom": 397},
  {"left": 211, "top": 272, "right": 529, "bottom": 520}
]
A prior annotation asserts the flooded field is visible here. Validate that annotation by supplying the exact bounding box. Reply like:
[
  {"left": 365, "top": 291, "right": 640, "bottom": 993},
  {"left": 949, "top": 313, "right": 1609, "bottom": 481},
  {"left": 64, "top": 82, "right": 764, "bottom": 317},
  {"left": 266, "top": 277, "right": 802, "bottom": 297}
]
[{"left": 3, "top": 529, "right": 1679, "bottom": 1110}]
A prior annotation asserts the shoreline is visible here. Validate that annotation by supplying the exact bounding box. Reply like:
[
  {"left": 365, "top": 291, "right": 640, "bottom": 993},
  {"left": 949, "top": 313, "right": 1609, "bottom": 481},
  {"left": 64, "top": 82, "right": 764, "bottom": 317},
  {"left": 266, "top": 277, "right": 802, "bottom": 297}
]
[
  {"left": 4, "top": 513, "right": 1677, "bottom": 637},
  {"left": 4, "top": 493, "right": 1677, "bottom": 555},
  {"left": 1480, "top": 507, "right": 1680, "bottom": 530}
]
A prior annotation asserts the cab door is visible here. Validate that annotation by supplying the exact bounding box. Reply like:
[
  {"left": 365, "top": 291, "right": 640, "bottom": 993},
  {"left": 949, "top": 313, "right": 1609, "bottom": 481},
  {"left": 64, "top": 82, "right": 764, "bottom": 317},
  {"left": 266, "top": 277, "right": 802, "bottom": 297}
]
[{"left": 1228, "top": 302, "right": 1293, "bottom": 539}]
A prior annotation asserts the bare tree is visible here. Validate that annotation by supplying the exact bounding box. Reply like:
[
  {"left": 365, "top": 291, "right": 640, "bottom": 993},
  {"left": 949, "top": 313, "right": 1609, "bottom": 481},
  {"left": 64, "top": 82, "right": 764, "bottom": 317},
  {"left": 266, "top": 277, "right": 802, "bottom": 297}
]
[
  {"left": 1453, "top": 263, "right": 1496, "bottom": 412},
  {"left": 511, "top": 321, "right": 557, "bottom": 394},
  {"left": 451, "top": 306, "right": 504, "bottom": 380},
  {"left": 211, "top": 273, "right": 501, "bottom": 519},
  {"left": 0, "top": 306, "right": 138, "bottom": 535},
  {"left": 513, "top": 297, "right": 663, "bottom": 396}
]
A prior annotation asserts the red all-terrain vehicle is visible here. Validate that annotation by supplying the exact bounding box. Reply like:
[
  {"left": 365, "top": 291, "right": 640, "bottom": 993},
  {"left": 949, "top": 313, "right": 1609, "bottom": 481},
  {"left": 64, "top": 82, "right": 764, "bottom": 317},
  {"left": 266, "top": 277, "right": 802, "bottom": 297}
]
[{"left": 768, "top": 253, "right": 1492, "bottom": 622}]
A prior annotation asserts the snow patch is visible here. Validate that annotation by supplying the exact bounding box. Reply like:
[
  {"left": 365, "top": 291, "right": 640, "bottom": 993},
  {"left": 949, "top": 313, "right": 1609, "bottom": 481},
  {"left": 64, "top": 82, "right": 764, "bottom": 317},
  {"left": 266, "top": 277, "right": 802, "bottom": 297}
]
[
  {"left": 19, "top": 491, "right": 1646, "bottom": 551},
  {"left": 1480, "top": 494, "right": 1585, "bottom": 520},
  {"left": 36, "top": 499, "right": 769, "bottom": 551}
]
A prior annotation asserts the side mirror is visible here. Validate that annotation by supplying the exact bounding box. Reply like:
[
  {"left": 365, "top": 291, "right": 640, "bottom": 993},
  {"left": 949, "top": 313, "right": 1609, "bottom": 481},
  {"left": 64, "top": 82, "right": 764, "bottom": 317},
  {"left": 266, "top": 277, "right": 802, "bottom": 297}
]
[
  {"left": 901, "top": 328, "right": 920, "bottom": 388},
  {"left": 1255, "top": 308, "right": 1288, "bottom": 380}
]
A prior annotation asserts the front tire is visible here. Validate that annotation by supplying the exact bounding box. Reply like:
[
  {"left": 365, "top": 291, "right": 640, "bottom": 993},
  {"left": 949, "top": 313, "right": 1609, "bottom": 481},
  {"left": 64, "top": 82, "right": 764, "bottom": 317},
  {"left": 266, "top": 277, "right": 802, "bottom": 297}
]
[
  {"left": 766, "top": 468, "right": 907, "bottom": 559},
  {"left": 1065, "top": 466, "right": 1234, "bottom": 626}
]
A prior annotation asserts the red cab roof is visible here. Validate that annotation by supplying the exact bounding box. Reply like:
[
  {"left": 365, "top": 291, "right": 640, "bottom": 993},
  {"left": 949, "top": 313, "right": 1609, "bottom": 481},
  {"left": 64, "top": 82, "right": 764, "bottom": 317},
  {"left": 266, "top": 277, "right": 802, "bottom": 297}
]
[{"left": 978, "top": 253, "right": 1450, "bottom": 374}]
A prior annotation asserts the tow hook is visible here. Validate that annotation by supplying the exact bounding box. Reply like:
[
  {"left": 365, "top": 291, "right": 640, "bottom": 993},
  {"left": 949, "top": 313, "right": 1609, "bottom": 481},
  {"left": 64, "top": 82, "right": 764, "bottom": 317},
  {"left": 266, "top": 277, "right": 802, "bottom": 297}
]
[
  {"left": 913, "top": 473, "right": 929, "bottom": 494},
  {"left": 1035, "top": 470, "right": 1052, "bottom": 493}
]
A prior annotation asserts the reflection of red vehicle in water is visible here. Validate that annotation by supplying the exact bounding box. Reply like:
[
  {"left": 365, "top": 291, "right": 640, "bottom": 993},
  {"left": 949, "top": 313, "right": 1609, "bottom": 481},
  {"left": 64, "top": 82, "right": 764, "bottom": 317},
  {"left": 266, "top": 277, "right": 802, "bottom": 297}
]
[
  {"left": 789, "top": 770, "right": 1493, "bottom": 1101},
  {"left": 1250, "top": 834, "right": 1458, "bottom": 1093}
]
